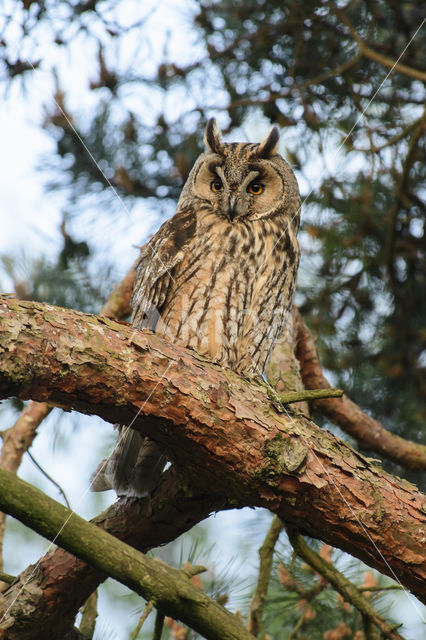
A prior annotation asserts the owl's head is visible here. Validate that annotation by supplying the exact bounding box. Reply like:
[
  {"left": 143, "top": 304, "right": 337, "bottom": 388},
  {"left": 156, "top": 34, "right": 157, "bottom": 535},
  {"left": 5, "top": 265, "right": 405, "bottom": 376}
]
[{"left": 180, "top": 118, "right": 300, "bottom": 224}]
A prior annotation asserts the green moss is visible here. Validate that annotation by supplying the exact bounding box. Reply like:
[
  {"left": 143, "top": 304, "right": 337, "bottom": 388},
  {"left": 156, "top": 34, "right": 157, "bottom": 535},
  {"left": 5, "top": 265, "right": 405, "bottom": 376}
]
[{"left": 258, "top": 434, "right": 308, "bottom": 484}]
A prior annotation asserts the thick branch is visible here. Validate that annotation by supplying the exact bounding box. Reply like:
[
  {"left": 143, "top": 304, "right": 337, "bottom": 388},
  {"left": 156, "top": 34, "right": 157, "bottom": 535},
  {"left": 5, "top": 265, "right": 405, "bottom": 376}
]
[
  {"left": 294, "top": 311, "right": 426, "bottom": 471},
  {"left": 0, "top": 469, "right": 254, "bottom": 640},
  {"left": 0, "top": 468, "right": 220, "bottom": 638},
  {"left": 0, "top": 298, "right": 425, "bottom": 601}
]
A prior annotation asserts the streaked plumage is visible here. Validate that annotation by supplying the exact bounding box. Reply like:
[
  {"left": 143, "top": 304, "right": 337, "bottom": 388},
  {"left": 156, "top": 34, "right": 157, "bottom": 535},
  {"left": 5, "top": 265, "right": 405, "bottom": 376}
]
[{"left": 92, "top": 118, "right": 301, "bottom": 497}]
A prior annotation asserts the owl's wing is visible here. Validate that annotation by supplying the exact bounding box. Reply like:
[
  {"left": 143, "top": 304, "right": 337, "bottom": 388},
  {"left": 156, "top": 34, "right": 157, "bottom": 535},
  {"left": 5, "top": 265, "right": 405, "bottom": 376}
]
[
  {"left": 90, "top": 206, "right": 197, "bottom": 498},
  {"left": 131, "top": 205, "right": 196, "bottom": 330}
]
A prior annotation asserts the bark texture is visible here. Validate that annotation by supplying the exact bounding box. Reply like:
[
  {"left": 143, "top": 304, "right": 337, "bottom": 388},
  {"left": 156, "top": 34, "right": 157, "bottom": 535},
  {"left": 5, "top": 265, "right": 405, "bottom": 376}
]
[
  {"left": 0, "top": 468, "right": 219, "bottom": 639},
  {"left": 0, "top": 298, "right": 425, "bottom": 604},
  {"left": 0, "top": 469, "right": 253, "bottom": 640}
]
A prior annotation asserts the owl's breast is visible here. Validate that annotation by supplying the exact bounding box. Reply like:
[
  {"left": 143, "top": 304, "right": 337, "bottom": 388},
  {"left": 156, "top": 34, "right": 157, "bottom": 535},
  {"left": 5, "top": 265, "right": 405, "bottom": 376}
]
[{"left": 155, "top": 217, "right": 294, "bottom": 374}]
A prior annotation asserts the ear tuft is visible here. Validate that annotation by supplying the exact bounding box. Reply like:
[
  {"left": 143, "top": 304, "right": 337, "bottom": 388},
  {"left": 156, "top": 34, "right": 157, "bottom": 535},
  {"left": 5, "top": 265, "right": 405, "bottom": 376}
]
[
  {"left": 256, "top": 126, "right": 280, "bottom": 158},
  {"left": 204, "top": 118, "right": 224, "bottom": 154}
]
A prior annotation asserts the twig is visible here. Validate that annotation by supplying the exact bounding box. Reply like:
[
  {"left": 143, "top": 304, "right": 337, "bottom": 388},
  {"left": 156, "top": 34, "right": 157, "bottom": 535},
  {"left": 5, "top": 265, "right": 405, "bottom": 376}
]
[
  {"left": 26, "top": 449, "right": 71, "bottom": 509},
  {"left": 288, "top": 605, "right": 309, "bottom": 640},
  {"left": 278, "top": 388, "right": 344, "bottom": 404},
  {"left": 181, "top": 563, "right": 207, "bottom": 579},
  {"left": 153, "top": 611, "right": 165, "bottom": 640},
  {"left": 79, "top": 590, "right": 98, "bottom": 637},
  {"left": 285, "top": 526, "right": 406, "bottom": 640},
  {"left": 131, "top": 600, "right": 154, "bottom": 640},
  {"left": 248, "top": 515, "right": 284, "bottom": 636}
]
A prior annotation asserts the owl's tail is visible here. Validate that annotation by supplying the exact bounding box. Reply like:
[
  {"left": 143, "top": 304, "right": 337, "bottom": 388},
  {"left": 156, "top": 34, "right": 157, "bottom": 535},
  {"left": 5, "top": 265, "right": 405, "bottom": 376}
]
[{"left": 91, "top": 427, "right": 167, "bottom": 497}]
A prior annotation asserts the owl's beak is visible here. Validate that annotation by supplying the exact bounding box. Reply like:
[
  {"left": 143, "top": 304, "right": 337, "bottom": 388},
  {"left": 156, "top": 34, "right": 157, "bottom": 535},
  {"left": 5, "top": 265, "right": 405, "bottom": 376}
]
[{"left": 228, "top": 194, "right": 238, "bottom": 221}]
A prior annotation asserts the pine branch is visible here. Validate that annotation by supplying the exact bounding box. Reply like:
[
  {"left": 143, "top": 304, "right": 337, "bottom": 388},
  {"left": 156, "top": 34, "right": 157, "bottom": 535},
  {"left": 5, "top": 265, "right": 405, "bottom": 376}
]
[
  {"left": 248, "top": 515, "right": 284, "bottom": 636},
  {"left": 0, "top": 468, "right": 256, "bottom": 640},
  {"left": 285, "top": 527, "right": 406, "bottom": 640},
  {"left": 0, "top": 297, "right": 425, "bottom": 603}
]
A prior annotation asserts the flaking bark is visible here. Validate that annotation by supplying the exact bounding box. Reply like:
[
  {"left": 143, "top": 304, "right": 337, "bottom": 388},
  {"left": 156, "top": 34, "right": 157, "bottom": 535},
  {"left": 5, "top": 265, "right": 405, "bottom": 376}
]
[{"left": 0, "top": 298, "right": 425, "bottom": 604}]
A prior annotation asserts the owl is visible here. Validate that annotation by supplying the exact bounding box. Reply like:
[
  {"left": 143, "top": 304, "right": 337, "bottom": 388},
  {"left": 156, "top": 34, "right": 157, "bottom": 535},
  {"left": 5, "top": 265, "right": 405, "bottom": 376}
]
[{"left": 92, "top": 118, "right": 301, "bottom": 497}]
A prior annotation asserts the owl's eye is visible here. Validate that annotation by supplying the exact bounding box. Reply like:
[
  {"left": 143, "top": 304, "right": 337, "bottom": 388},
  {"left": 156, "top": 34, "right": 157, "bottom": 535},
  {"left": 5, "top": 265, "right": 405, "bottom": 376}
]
[
  {"left": 210, "top": 179, "right": 223, "bottom": 192},
  {"left": 247, "top": 182, "right": 264, "bottom": 195}
]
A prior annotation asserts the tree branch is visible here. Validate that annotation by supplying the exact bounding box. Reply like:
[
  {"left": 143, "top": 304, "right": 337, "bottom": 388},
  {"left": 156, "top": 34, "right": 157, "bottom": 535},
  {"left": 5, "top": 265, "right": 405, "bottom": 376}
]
[
  {"left": 0, "top": 298, "right": 425, "bottom": 602},
  {"left": 285, "top": 527, "right": 405, "bottom": 640},
  {"left": 0, "top": 468, "right": 221, "bottom": 638},
  {"left": 0, "top": 468, "right": 256, "bottom": 640},
  {"left": 334, "top": 7, "right": 426, "bottom": 83},
  {"left": 248, "top": 515, "right": 284, "bottom": 636},
  {"left": 294, "top": 310, "right": 426, "bottom": 471}
]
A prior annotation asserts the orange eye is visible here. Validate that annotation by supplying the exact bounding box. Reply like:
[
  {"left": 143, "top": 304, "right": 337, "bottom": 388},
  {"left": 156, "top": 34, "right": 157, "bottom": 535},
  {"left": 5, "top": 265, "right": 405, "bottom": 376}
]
[
  {"left": 210, "top": 180, "right": 223, "bottom": 192},
  {"left": 248, "top": 182, "right": 264, "bottom": 195}
]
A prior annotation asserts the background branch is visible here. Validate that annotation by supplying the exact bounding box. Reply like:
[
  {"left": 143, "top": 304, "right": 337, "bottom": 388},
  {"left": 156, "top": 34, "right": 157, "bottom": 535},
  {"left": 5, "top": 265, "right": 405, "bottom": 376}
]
[
  {"left": 295, "top": 310, "right": 426, "bottom": 470},
  {"left": 285, "top": 527, "right": 405, "bottom": 640},
  {"left": 248, "top": 515, "right": 284, "bottom": 636}
]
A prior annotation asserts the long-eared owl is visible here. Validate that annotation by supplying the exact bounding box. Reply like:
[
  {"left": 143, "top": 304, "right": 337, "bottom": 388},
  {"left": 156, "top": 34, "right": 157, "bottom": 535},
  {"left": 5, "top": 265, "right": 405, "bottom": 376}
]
[{"left": 92, "top": 118, "right": 301, "bottom": 497}]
